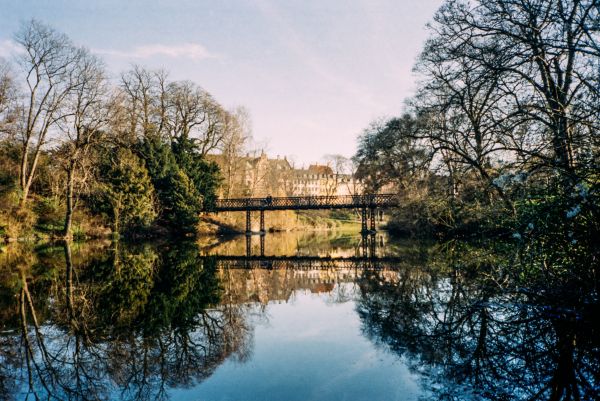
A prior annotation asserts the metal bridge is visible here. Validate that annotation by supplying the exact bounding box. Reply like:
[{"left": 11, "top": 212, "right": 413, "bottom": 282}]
[{"left": 209, "top": 194, "right": 398, "bottom": 234}]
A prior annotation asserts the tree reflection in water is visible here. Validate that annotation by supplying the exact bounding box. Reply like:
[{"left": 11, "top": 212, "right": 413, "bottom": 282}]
[
  {"left": 1, "top": 236, "right": 598, "bottom": 400},
  {"left": 356, "top": 241, "right": 599, "bottom": 401},
  {"left": 0, "top": 241, "right": 253, "bottom": 400}
]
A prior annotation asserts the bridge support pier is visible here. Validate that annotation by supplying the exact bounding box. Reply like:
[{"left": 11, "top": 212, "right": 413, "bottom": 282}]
[
  {"left": 370, "top": 233, "right": 376, "bottom": 257},
  {"left": 361, "top": 208, "right": 368, "bottom": 233},
  {"left": 360, "top": 232, "right": 377, "bottom": 258},
  {"left": 246, "top": 210, "right": 251, "bottom": 235},
  {"left": 260, "top": 210, "right": 265, "bottom": 234},
  {"left": 361, "top": 207, "right": 377, "bottom": 233},
  {"left": 370, "top": 207, "right": 376, "bottom": 232},
  {"left": 361, "top": 233, "right": 368, "bottom": 256}
]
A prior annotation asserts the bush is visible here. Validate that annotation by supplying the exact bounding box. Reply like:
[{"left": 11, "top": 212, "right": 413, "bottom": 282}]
[
  {"left": 0, "top": 190, "right": 36, "bottom": 240},
  {"left": 33, "top": 197, "right": 64, "bottom": 232}
]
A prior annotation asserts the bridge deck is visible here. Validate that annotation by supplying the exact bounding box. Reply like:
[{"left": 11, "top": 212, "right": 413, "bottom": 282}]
[{"left": 212, "top": 194, "right": 397, "bottom": 212}]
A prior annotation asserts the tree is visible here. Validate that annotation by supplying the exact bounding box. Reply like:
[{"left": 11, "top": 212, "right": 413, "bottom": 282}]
[
  {"left": 165, "top": 80, "right": 228, "bottom": 155},
  {"left": 0, "top": 59, "right": 18, "bottom": 139},
  {"left": 136, "top": 134, "right": 219, "bottom": 233},
  {"left": 14, "top": 20, "right": 82, "bottom": 207},
  {"left": 220, "top": 107, "right": 252, "bottom": 197},
  {"left": 413, "top": 46, "right": 510, "bottom": 202},
  {"left": 354, "top": 115, "right": 430, "bottom": 193},
  {"left": 97, "top": 148, "right": 156, "bottom": 234},
  {"left": 120, "top": 66, "right": 168, "bottom": 139},
  {"left": 171, "top": 133, "right": 221, "bottom": 211},
  {"left": 57, "top": 50, "right": 110, "bottom": 238},
  {"left": 421, "top": 0, "right": 600, "bottom": 182},
  {"left": 322, "top": 154, "right": 354, "bottom": 196}
]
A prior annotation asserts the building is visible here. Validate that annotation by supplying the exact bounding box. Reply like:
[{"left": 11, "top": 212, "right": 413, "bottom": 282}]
[
  {"left": 207, "top": 152, "right": 364, "bottom": 198},
  {"left": 290, "top": 164, "right": 361, "bottom": 196}
]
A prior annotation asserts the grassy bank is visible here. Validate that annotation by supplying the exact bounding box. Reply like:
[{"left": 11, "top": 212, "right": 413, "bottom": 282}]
[
  {"left": 201, "top": 209, "right": 362, "bottom": 235},
  {"left": 0, "top": 192, "right": 113, "bottom": 242}
]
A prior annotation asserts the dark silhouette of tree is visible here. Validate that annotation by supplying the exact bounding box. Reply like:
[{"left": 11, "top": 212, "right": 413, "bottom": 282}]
[{"left": 356, "top": 242, "right": 599, "bottom": 400}]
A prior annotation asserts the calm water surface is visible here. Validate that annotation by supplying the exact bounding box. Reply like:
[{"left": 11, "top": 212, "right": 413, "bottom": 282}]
[{"left": 0, "top": 231, "right": 597, "bottom": 400}]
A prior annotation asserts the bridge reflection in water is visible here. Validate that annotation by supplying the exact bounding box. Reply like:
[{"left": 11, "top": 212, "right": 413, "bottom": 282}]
[
  {"left": 210, "top": 232, "right": 390, "bottom": 270},
  {"left": 235, "top": 232, "right": 383, "bottom": 258},
  {"left": 213, "top": 255, "right": 404, "bottom": 270}
]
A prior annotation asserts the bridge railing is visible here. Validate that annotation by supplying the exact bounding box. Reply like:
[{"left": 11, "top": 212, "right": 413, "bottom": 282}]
[{"left": 212, "top": 194, "right": 397, "bottom": 211}]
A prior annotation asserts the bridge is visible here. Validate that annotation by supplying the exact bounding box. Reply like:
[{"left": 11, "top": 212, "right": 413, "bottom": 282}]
[{"left": 209, "top": 194, "right": 398, "bottom": 234}]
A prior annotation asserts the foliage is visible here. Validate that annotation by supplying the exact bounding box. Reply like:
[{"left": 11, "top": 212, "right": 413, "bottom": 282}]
[
  {"left": 137, "top": 134, "right": 221, "bottom": 234},
  {"left": 0, "top": 21, "right": 237, "bottom": 240},
  {"left": 93, "top": 148, "right": 156, "bottom": 234},
  {"left": 354, "top": 114, "right": 430, "bottom": 192},
  {"left": 171, "top": 134, "right": 221, "bottom": 211},
  {"left": 33, "top": 197, "right": 64, "bottom": 232},
  {"left": 354, "top": 0, "right": 599, "bottom": 241},
  {"left": 511, "top": 181, "right": 600, "bottom": 295},
  {"left": 160, "top": 169, "right": 203, "bottom": 232},
  {"left": 137, "top": 135, "right": 179, "bottom": 183}
]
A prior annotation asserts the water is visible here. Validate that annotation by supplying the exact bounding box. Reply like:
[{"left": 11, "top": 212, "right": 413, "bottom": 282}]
[
  {"left": 171, "top": 285, "right": 421, "bottom": 401},
  {"left": 0, "top": 232, "right": 598, "bottom": 400}
]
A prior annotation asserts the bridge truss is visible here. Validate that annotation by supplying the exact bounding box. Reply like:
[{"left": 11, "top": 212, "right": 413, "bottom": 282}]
[{"left": 209, "top": 194, "right": 397, "bottom": 234}]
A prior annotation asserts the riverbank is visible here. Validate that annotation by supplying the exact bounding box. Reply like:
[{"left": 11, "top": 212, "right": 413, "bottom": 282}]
[
  {"left": 197, "top": 209, "right": 362, "bottom": 236},
  {"left": 1, "top": 197, "right": 365, "bottom": 243}
]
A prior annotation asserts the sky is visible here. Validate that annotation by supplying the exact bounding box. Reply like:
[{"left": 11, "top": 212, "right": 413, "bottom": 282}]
[{"left": 0, "top": 0, "right": 444, "bottom": 165}]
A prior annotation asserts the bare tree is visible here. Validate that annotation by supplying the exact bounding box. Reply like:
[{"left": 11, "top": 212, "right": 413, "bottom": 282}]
[
  {"left": 343, "top": 157, "right": 364, "bottom": 196},
  {"left": 166, "top": 80, "right": 227, "bottom": 155},
  {"left": 423, "top": 0, "right": 600, "bottom": 182},
  {"left": 354, "top": 115, "right": 430, "bottom": 194},
  {"left": 220, "top": 106, "right": 252, "bottom": 197},
  {"left": 14, "top": 20, "right": 82, "bottom": 207},
  {"left": 323, "top": 154, "right": 351, "bottom": 197},
  {"left": 56, "top": 50, "right": 110, "bottom": 238},
  {"left": 120, "top": 66, "right": 168, "bottom": 139},
  {"left": 246, "top": 151, "right": 268, "bottom": 197},
  {"left": 0, "top": 59, "right": 18, "bottom": 139}
]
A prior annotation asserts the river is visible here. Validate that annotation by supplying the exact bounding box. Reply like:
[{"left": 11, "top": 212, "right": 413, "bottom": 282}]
[{"left": 0, "top": 231, "right": 597, "bottom": 400}]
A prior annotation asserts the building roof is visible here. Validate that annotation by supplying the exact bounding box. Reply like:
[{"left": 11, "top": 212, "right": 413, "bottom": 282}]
[
  {"left": 206, "top": 152, "right": 293, "bottom": 171},
  {"left": 207, "top": 153, "right": 346, "bottom": 178},
  {"left": 307, "top": 164, "right": 334, "bottom": 175}
]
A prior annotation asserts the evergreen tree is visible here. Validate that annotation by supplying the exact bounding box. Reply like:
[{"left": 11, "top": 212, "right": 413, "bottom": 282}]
[
  {"left": 171, "top": 135, "right": 220, "bottom": 211},
  {"left": 160, "top": 169, "right": 203, "bottom": 234},
  {"left": 138, "top": 135, "right": 179, "bottom": 183},
  {"left": 137, "top": 135, "right": 220, "bottom": 233},
  {"left": 96, "top": 148, "right": 156, "bottom": 234}
]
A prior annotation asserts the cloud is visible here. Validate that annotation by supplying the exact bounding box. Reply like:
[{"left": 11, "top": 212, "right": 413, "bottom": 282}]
[
  {"left": 0, "top": 39, "right": 22, "bottom": 58},
  {"left": 94, "top": 42, "right": 217, "bottom": 60},
  {"left": 1, "top": 38, "right": 216, "bottom": 61}
]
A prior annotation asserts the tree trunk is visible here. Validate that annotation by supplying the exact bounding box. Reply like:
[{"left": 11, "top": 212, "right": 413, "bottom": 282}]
[
  {"left": 19, "top": 142, "right": 29, "bottom": 192},
  {"left": 63, "top": 241, "right": 75, "bottom": 323},
  {"left": 19, "top": 143, "right": 43, "bottom": 209},
  {"left": 63, "top": 163, "right": 76, "bottom": 239}
]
